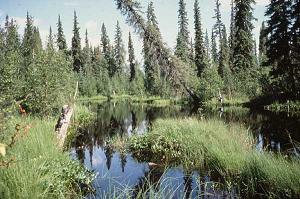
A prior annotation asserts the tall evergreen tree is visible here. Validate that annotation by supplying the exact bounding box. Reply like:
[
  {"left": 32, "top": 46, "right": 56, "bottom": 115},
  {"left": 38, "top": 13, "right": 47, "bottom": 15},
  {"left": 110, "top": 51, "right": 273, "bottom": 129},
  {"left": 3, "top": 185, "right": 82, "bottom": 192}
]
[
  {"left": 219, "top": 25, "right": 229, "bottom": 78},
  {"left": 114, "top": 21, "right": 126, "bottom": 74},
  {"left": 101, "top": 23, "right": 115, "bottom": 77},
  {"left": 189, "top": 38, "right": 195, "bottom": 63},
  {"left": 229, "top": 0, "right": 236, "bottom": 68},
  {"left": 1, "top": 17, "right": 21, "bottom": 102},
  {"left": 144, "top": 1, "right": 162, "bottom": 95},
  {"left": 213, "top": 0, "right": 224, "bottom": 43},
  {"left": 259, "top": 21, "right": 267, "bottom": 64},
  {"left": 232, "top": 0, "right": 255, "bottom": 73},
  {"left": 175, "top": 0, "right": 190, "bottom": 63},
  {"left": 128, "top": 32, "right": 135, "bottom": 82},
  {"left": 194, "top": 0, "right": 206, "bottom": 77},
  {"left": 57, "top": 15, "right": 67, "bottom": 51},
  {"left": 82, "top": 29, "right": 93, "bottom": 76},
  {"left": 101, "top": 23, "right": 110, "bottom": 59},
  {"left": 265, "top": 0, "right": 295, "bottom": 94},
  {"left": 147, "top": 1, "right": 160, "bottom": 32},
  {"left": 33, "top": 27, "right": 42, "bottom": 52},
  {"left": 291, "top": 0, "right": 300, "bottom": 95},
  {"left": 71, "top": 11, "right": 82, "bottom": 73},
  {"left": 22, "top": 12, "right": 35, "bottom": 69},
  {"left": 204, "top": 29, "right": 210, "bottom": 60},
  {"left": 46, "top": 26, "right": 54, "bottom": 51},
  {"left": 211, "top": 29, "right": 218, "bottom": 63}
]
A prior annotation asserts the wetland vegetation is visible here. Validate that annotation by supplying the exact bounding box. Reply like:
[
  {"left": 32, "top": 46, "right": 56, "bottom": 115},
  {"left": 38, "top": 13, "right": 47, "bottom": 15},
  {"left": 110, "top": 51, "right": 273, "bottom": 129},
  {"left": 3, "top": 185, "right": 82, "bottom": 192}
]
[{"left": 0, "top": 0, "right": 299, "bottom": 198}]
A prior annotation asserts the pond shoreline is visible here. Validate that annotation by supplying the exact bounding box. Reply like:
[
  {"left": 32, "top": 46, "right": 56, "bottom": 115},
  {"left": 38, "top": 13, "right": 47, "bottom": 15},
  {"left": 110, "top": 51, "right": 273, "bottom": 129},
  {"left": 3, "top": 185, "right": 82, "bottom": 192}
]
[{"left": 70, "top": 99, "right": 300, "bottom": 198}]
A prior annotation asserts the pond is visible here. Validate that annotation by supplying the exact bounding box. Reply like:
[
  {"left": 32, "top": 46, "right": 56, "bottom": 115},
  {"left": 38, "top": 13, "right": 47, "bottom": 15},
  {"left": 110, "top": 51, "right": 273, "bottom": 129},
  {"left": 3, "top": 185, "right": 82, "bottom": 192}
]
[{"left": 70, "top": 101, "right": 300, "bottom": 198}]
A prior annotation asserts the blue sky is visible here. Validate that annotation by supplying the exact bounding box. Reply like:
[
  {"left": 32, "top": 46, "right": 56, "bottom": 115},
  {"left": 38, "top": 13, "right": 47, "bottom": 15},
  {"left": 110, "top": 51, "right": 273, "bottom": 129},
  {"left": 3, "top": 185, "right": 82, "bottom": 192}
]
[{"left": 0, "top": 0, "right": 269, "bottom": 61}]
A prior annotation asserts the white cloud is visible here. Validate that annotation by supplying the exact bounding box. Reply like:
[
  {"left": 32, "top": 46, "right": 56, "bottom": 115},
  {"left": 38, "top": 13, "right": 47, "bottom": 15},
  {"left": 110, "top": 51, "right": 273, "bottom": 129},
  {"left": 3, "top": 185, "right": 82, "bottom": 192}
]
[
  {"left": 64, "top": 1, "right": 79, "bottom": 6},
  {"left": 0, "top": 10, "right": 3, "bottom": 17}
]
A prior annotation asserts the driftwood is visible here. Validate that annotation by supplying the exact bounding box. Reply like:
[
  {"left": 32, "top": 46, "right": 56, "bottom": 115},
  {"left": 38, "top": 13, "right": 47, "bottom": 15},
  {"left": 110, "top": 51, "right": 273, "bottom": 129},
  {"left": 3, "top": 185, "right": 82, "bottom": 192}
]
[
  {"left": 55, "top": 105, "right": 74, "bottom": 147},
  {"left": 55, "top": 82, "right": 78, "bottom": 147}
]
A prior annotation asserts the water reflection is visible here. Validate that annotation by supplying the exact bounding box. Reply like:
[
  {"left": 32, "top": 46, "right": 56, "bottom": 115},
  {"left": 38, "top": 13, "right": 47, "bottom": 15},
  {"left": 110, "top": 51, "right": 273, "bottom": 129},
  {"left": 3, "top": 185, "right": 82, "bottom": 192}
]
[{"left": 71, "top": 101, "right": 300, "bottom": 198}]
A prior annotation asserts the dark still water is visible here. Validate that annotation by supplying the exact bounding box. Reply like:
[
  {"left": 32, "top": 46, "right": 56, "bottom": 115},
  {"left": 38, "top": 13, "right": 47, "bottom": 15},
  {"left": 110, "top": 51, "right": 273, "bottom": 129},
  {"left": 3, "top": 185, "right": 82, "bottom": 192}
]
[{"left": 71, "top": 101, "right": 300, "bottom": 198}]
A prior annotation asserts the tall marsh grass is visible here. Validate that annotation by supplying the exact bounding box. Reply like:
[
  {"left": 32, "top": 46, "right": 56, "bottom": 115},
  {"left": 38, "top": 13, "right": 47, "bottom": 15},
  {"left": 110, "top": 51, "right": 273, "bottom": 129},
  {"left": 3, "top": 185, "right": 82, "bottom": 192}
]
[
  {"left": 129, "top": 118, "right": 300, "bottom": 198},
  {"left": 0, "top": 117, "right": 94, "bottom": 199}
]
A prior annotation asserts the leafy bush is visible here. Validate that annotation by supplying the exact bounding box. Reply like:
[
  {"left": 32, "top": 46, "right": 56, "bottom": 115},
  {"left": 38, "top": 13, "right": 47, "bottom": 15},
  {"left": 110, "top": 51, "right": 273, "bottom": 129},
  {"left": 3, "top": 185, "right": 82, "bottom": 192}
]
[{"left": 24, "top": 51, "right": 75, "bottom": 116}]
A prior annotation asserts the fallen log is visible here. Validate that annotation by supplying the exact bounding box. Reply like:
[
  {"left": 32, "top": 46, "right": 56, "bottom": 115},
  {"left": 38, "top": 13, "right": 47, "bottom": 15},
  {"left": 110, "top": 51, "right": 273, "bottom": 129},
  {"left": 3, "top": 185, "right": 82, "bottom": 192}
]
[
  {"left": 55, "top": 105, "right": 74, "bottom": 147},
  {"left": 55, "top": 82, "right": 78, "bottom": 148}
]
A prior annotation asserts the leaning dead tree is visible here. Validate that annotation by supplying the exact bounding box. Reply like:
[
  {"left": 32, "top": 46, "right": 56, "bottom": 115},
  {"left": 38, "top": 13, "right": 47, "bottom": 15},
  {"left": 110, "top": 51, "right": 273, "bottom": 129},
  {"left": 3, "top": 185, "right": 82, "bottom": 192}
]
[{"left": 114, "top": 0, "right": 201, "bottom": 102}]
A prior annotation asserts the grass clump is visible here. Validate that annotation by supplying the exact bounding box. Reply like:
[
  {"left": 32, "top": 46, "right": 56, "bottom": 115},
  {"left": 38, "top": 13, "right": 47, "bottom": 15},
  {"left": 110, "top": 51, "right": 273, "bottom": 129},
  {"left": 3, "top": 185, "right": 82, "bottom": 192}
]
[
  {"left": 129, "top": 118, "right": 300, "bottom": 198},
  {"left": 0, "top": 117, "right": 94, "bottom": 199},
  {"left": 265, "top": 100, "right": 300, "bottom": 113}
]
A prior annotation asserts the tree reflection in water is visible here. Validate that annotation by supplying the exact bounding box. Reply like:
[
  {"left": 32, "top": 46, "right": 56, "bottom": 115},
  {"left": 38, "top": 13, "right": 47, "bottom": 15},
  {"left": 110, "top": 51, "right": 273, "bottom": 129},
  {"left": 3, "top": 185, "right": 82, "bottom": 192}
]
[{"left": 71, "top": 101, "right": 300, "bottom": 197}]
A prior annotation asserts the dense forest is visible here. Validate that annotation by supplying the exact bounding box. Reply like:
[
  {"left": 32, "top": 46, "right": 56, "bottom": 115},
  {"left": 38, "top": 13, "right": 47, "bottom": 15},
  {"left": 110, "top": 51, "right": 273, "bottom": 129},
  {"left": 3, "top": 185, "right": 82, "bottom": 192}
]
[{"left": 0, "top": 0, "right": 299, "bottom": 116}]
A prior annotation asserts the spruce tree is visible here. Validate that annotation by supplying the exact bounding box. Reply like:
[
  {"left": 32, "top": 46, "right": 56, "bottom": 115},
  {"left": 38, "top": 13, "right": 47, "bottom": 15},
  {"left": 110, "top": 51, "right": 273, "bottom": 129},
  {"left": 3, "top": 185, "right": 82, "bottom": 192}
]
[
  {"left": 204, "top": 29, "right": 210, "bottom": 60},
  {"left": 232, "top": 0, "right": 255, "bottom": 73},
  {"left": 83, "top": 29, "right": 91, "bottom": 69},
  {"left": 291, "top": 0, "right": 300, "bottom": 95},
  {"left": 219, "top": 25, "right": 229, "bottom": 78},
  {"left": 175, "top": 0, "right": 190, "bottom": 63},
  {"left": 144, "top": 1, "right": 162, "bottom": 95},
  {"left": 22, "top": 12, "right": 35, "bottom": 69},
  {"left": 114, "top": 21, "right": 126, "bottom": 75},
  {"left": 101, "top": 23, "right": 110, "bottom": 59},
  {"left": 229, "top": 0, "right": 236, "bottom": 68},
  {"left": 259, "top": 21, "right": 267, "bottom": 65},
  {"left": 147, "top": 1, "right": 160, "bottom": 32},
  {"left": 128, "top": 32, "right": 135, "bottom": 82},
  {"left": 57, "top": 15, "right": 67, "bottom": 51},
  {"left": 33, "top": 27, "right": 42, "bottom": 53},
  {"left": 265, "top": 0, "right": 295, "bottom": 94},
  {"left": 194, "top": 0, "right": 206, "bottom": 77},
  {"left": 46, "top": 26, "right": 54, "bottom": 52},
  {"left": 71, "top": 11, "right": 82, "bottom": 73},
  {"left": 1, "top": 17, "right": 21, "bottom": 102},
  {"left": 211, "top": 29, "right": 218, "bottom": 63},
  {"left": 213, "top": 0, "right": 224, "bottom": 42},
  {"left": 101, "top": 23, "right": 115, "bottom": 77},
  {"left": 189, "top": 38, "right": 195, "bottom": 63}
]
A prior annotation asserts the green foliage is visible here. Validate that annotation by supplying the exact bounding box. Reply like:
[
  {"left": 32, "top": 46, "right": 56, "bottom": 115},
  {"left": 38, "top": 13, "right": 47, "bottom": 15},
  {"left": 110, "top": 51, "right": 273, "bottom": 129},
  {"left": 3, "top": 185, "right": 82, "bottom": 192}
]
[
  {"left": 0, "top": 117, "right": 94, "bottom": 199},
  {"left": 128, "top": 32, "right": 136, "bottom": 82},
  {"left": 143, "top": 3, "right": 163, "bottom": 96},
  {"left": 129, "top": 118, "right": 300, "bottom": 197},
  {"left": 198, "top": 66, "right": 223, "bottom": 101},
  {"left": 175, "top": 0, "right": 190, "bottom": 63},
  {"left": 129, "top": 66, "right": 145, "bottom": 96},
  {"left": 24, "top": 50, "right": 74, "bottom": 116},
  {"left": 57, "top": 15, "right": 67, "bottom": 51},
  {"left": 114, "top": 21, "right": 126, "bottom": 75},
  {"left": 0, "top": 18, "right": 21, "bottom": 105},
  {"left": 71, "top": 11, "right": 82, "bottom": 73},
  {"left": 232, "top": 0, "right": 255, "bottom": 73},
  {"left": 194, "top": 0, "right": 206, "bottom": 77}
]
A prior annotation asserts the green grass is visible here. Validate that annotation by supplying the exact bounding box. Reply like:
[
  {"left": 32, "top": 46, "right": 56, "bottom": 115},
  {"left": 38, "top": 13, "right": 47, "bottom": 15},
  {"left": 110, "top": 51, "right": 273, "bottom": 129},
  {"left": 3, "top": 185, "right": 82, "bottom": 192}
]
[
  {"left": 205, "top": 97, "right": 249, "bottom": 107},
  {"left": 265, "top": 100, "right": 300, "bottom": 113},
  {"left": 78, "top": 94, "right": 184, "bottom": 107},
  {"left": 129, "top": 118, "right": 300, "bottom": 198},
  {"left": 0, "top": 117, "right": 94, "bottom": 199},
  {"left": 78, "top": 95, "right": 108, "bottom": 102}
]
